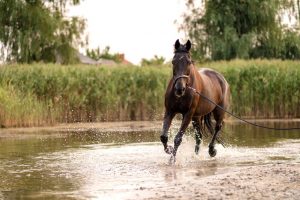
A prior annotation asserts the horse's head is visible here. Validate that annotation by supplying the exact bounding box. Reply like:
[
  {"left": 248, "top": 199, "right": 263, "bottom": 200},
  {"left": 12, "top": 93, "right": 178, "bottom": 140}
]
[{"left": 172, "top": 39, "right": 192, "bottom": 98}]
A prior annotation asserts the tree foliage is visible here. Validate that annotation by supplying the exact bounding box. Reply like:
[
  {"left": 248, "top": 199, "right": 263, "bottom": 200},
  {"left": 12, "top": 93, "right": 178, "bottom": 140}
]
[
  {"left": 181, "top": 0, "right": 300, "bottom": 61},
  {"left": 140, "top": 55, "right": 165, "bottom": 66},
  {"left": 86, "top": 46, "right": 122, "bottom": 63},
  {"left": 0, "top": 0, "right": 86, "bottom": 64}
]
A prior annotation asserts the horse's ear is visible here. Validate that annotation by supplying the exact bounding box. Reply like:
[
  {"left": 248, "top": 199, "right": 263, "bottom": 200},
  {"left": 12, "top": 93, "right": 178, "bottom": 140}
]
[
  {"left": 185, "top": 40, "right": 191, "bottom": 51},
  {"left": 174, "top": 39, "right": 180, "bottom": 50}
]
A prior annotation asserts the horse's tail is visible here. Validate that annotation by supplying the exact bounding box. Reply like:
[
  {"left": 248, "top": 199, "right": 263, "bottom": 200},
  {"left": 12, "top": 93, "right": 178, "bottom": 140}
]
[
  {"left": 201, "top": 112, "right": 227, "bottom": 147},
  {"left": 199, "top": 113, "right": 213, "bottom": 138}
]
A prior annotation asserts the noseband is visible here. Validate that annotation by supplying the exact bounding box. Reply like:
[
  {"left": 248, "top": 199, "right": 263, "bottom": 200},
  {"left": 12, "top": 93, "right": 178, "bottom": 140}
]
[{"left": 173, "top": 75, "right": 190, "bottom": 87}]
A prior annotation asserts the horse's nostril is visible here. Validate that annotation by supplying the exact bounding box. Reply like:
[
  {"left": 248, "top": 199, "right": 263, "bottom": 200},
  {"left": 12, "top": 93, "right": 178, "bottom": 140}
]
[{"left": 175, "top": 87, "right": 185, "bottom": 97}]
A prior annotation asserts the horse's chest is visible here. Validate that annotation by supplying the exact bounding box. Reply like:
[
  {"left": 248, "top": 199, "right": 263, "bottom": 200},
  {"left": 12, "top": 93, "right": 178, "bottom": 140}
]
[
  {"left": 173, "top": 101, "right": 189, "bottom": 113},
  {"left": 168, "top": 95, "right": 193, "bottom": 114}
]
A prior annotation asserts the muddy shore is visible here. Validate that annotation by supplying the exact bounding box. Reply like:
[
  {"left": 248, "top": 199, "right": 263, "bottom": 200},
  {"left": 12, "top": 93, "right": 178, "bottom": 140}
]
[
  {"left": 135, "top": 163, "right": 300, "bottom": 200},
  {"left": 1, "top": 118, "right": 300, "bottom": 134}
]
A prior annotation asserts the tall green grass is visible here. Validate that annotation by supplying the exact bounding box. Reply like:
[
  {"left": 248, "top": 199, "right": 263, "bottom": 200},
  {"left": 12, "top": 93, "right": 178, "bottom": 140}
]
[
  {"left": 0, "top": 64, "right": 170, "bottom": 126},
  {"left": 0, "top": 60, "right": 299, "bottom": 127},
  {"left": 202, "top": 60, "right": 300, "bottom": 118},
  {"left": 0, "top": 85, "right": 52, "bottom": 127}
]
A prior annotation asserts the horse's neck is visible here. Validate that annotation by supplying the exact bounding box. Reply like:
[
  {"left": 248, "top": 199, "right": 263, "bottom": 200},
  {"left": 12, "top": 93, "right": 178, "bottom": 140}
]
[{"left": 190, "top": 65, "right": 203, "bottom": 91}]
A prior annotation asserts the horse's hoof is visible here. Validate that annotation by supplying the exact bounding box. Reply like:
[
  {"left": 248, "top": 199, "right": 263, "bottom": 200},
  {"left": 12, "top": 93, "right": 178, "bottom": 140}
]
[
  {"left": 195, "top": 145, "right": 200, "bottom": 155},
  {"left": 169, "top": 155, "right": 176, "bottom": 165},
  {"left": 165, "top": 145, "right": 174, "bottom": 154},
  {"left": 209, "top": 147, "right": 217, "bottom": 157}
]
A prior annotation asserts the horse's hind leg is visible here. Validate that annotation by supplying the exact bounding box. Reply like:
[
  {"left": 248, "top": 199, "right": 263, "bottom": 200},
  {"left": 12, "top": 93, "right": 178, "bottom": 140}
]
[
  {"left": 192, "top": 117, "right": 203, "bottom": 155},
  {"left": 208, "top": 107, "right": 225, "bottom": 157}
]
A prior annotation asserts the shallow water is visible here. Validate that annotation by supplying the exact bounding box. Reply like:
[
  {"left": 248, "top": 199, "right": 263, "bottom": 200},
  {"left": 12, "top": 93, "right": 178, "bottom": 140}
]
[{"left": 0, "top": 121, "right": 299, "bottom": 200}]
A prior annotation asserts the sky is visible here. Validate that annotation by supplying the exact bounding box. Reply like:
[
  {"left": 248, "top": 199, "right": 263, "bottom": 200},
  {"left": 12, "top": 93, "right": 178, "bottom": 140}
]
[{"left": 68, "top": 0, "right": 187, "bottom": 64}]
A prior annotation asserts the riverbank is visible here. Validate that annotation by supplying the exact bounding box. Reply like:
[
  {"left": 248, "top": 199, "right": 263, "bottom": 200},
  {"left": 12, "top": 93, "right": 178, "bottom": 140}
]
[{"left": 1, "top": 119, "right": 300, "bottom": 135}]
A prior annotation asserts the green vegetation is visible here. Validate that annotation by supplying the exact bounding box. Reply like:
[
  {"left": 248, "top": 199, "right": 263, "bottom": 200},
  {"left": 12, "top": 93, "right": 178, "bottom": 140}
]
[
  {"left": 86, "top": 46, "right": 123, "bottom": 63},
  {"left": 0, "top": 60, "right": 299, "bottom": 127},
  {"left": 182, "top": 0, "right": 300, "bottom": 61},
  {"left": 141, "top": 55, "right": 166, "bottom": 66},
  {"left": 202, "top": 60, "right": 300, "bottom": 118},
  {"left": 0, "top": 64, "right": 170, "bottom": 127},
  {"left": 0, "top": 85, "right": 52, "bottom": 127}
]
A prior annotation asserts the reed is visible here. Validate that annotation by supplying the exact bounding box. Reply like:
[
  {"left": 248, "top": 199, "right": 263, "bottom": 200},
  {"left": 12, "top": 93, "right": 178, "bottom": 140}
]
[
  {"left": 202, "top": 59, "right": 300, "bottom": 118},
  {"left": 0, "top": 85, "right": 52, "bottom": 127},
  {"left": 0, "top": 64, "right": 170, "bottom": 125},
  {"left": 0, "top": 60, "right": 299, "bottom": 127}
]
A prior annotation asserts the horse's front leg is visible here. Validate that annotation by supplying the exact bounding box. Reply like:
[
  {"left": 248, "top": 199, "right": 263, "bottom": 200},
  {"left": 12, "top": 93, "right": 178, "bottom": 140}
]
[
  {"left": 160, "top": 112, "right": 175, "bottom": 154},
  {"left": 171, "top": 111, "right": 194, "bottom": 162}
]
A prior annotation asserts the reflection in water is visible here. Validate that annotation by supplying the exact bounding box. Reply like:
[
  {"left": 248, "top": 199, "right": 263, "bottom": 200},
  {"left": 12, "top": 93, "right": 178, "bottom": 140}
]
[
  {"left": 0, "top": 121, "right": 299, "bottom": 199},
  {"left": 223, "top": 120, "right": 300, "bottom": 147}
]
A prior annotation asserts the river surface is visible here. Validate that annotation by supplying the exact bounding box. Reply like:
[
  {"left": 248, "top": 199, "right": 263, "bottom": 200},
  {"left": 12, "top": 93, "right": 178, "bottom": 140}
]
[{"left": 0, "top": 121, "right": 299, "bottom": 200}]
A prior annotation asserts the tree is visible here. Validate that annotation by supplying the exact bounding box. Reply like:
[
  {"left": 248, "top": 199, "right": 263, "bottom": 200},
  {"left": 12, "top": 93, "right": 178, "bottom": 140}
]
[
  {"left": 86, "top": 46, "right": 122, "bottom": 63},
  {"left": 86, "top": 47, "right": 102, "bottom": 60},
  {"left": 0, "top": 0, "right": 86, "bottom": 64},
  {"left": 140, "top": 55, "right": 165, "bottom": 66},
  {"left": 181, "top": 0, "right": 300, "bottom": 61}
]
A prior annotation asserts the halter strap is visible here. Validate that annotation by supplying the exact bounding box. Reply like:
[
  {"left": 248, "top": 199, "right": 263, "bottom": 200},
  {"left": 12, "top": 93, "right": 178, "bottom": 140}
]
[{"left": 173, "top": 75, "right": 189, "bottom": 86}]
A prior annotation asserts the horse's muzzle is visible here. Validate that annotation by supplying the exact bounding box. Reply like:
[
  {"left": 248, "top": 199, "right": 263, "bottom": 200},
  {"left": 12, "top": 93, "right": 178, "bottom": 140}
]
[
  {"left": 175, "top": 87, "right": 186, "bottom": 97},
  {"left": 174, "top": 75, "right": 189, "bottom": 97}
]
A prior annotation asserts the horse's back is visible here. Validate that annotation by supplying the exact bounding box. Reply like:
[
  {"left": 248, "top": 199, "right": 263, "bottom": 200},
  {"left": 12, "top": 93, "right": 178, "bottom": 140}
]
[{"left": 198, "top": 68, "right": 230, "bottom": 107}]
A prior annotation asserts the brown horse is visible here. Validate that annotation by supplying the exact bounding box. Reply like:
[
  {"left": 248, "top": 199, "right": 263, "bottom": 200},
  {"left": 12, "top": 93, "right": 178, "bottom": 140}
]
[{"left": 160, "top": 39, "right": 230, "bottom": 162}]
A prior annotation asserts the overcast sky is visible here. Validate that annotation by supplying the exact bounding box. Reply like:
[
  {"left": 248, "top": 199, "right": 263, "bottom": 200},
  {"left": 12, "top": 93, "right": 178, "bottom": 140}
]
[{"left": 68, "top": 0, "right": 186, "bottom": 64}]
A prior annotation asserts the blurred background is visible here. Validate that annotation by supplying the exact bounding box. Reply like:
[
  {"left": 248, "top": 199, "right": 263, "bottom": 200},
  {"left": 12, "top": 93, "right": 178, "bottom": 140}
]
[{"left": 0, "top": 0, "right": 300, "bottom": 127}]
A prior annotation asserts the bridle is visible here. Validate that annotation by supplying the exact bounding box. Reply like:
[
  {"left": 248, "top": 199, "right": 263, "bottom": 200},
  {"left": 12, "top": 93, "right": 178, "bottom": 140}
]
[
  {"left": 172, "top": 50, "right": 193, "bottom": 88},
  {"left": 173, "top": 75, "right": 190, "bottom": 87}
]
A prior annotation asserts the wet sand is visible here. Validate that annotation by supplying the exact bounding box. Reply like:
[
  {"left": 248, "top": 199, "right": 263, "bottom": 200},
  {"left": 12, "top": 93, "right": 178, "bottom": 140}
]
[
  {"left": 136, "top": 163, "right": 300, "bottom": 200},
  {"left": 96, "top": 140, "right": 300, "bottom": 200},
  {"left": 0, "top": 121, "right": 163, "bottom": 135}
]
